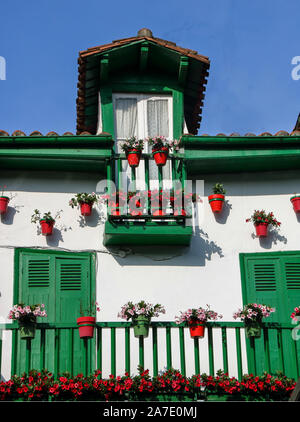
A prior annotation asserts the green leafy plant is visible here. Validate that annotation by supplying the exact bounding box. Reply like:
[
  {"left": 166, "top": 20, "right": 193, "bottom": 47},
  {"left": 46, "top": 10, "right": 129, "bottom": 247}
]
[
  {"left": 212, "top": 183, "right": 226, "bottom": 195},
  {"left": 146, "top": 136, "right": 180, "bottom": 151},
  {"left": 69, "top": 192, "right": 98, "bottom": 208},
  {"left": 31, "top": 210, "right": 55, "bottom": 224},
  {"left": 246, "top": 210, "right": 281, "bottom": 227},
  {"left": 118, "top": 300, "right": 166, "bottom": 321},
  {"left": 79, "top": 300, "right": 100, "bottom": 317},
  {"left": 120, "top": 136, "right": 144, "bottom": 153}
]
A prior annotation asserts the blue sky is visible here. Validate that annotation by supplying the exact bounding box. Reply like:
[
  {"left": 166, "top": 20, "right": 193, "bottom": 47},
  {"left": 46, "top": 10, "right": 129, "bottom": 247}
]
[{"left": 0, "top": 0, "right": 299, "bottom": 135}]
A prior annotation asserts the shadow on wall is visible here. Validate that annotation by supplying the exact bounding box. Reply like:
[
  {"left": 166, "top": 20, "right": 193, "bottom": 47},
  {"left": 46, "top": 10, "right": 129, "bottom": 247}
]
[
  {"left": 77, "top": 207, "right": 106, "bottom": 228},
  {"left": 108, "top": 227, "right": 224, "bottom": 267},
  {"left": 255, "top": 229, "right": 288, "bottom": 249},
  {"left": 213, "top": 200, "right": 232, "bottom": 224}
]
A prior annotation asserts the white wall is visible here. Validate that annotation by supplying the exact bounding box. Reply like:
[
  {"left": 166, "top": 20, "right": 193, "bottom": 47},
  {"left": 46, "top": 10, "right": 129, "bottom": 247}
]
[{"left": 1, "top": 168, "right": 299, "bottom": 379}]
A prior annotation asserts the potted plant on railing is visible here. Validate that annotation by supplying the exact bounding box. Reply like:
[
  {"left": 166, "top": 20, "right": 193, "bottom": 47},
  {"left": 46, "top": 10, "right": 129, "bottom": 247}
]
[
  {"left": 170, "top": 189, "right": 200, "bottom": 216},
  {"left": 146, "top": 136, "right": 179, "bottom": 167},
  {"left": 101, "top": 191, "right": 127, "bottom": 216},
  {"left": 31, "top": 210, "right": 56, "bottom": 236},
  {"left": 121, "top": 137, "right": 144, "bottom": 168},
  {"left": 233, "top": 303, "right": 275, "bottom": 338},
  {"left": 175, "top": 305, "right": 223, "bottom": 339},
  {"left": 118, "top": 300, "right": 166, "bottom": 338},
  {"left": 8, "top": 303, "right": 47, "bottom": 340},
  {"left": 77, "top": 301, "right": 100, "bottom": 339},
  {"left": 208, "top": 183, "right": 226, "bottom": 213},
  {"left": 246, "top": 210, "right": 281, "bottom": 237},
  {"left": 0, "top": 185, "right": 10, "bottom": 215},
  {"left": 290, "top": 193, "right": 300, "bottom": 213},
  {"left": 128, "top": 191, "right": 145, "bottom": 216},
  {"left": 69, "top": 192, "right": 98, "bottom": 216},
  {"left": 148, "top": 189, "right": 171, "bottom": 216}
]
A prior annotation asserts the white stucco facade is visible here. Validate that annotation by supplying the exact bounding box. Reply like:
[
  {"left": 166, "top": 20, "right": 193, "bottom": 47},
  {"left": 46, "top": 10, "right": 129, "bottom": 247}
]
[{"left": 0, "top": 168, "right": 299, "bottom": 379}]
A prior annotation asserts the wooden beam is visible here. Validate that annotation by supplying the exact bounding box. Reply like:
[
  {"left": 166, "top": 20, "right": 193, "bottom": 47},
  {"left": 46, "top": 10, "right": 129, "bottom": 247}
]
[
  {"left": 100, "top": 54, "right": 109, "bottom": 82},
  {"left": 140, "top": 42, "right": 149, "bottom": 72},
  {"left": 178, "top": 56, "right": 189, "bottom": 86}
]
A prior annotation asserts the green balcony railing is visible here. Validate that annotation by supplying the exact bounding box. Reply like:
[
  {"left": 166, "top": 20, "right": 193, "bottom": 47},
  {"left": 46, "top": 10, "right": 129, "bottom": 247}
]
[
  {"left": 0, "top": 322, "right": 299, "bottom": 380},
  {"left": 103, "top": 153, "right": 194, "bottom": 246}
]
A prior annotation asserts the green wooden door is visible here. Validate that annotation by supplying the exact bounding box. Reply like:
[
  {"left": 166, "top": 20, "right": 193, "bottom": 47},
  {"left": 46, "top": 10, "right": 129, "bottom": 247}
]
[
  {"left": 240, "top": 253, "right": 300, "bottom": 379},
  {"left": 13, "top": 249, "right": 95, "bottom": 376}
]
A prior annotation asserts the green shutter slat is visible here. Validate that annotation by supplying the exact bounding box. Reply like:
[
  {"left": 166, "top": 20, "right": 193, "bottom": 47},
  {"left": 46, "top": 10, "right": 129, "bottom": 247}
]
[
  {"left": 60, "top": 263, "right": 82, "bottom": 291},
  {"left": 285, "top": 263, "right": 300, "bottom": 290},
  {"left": 253, "top": 263, "right": 276, "bottom": 291},
  {"left": 28, "top": 259, "right": 50, "bottom": 288}
]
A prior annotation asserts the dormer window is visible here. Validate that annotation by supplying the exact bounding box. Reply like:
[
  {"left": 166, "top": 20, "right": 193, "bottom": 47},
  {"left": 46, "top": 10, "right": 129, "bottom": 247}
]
[
  {"left": 113, "top": 93, "right": 173, "bottom": 152},
  {"left": 113, "top": 93, "right": 173, "bottom": 187}
]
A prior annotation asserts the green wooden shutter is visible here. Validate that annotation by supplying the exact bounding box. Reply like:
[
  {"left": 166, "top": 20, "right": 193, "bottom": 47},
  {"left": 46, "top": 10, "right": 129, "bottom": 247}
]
[
  {"left": 55, "top": 257, "right": 93, "bottom": 374},
  {"left": 240, "top": 253, "right": 300, "bottom": 379},
  {"left": 14, "top": 250, "right": 95, "bottom": 376}
]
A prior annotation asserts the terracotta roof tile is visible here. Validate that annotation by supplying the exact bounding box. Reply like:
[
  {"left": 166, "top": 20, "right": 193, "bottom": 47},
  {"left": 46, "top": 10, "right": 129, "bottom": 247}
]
[{"left": 76, "top": 30, "right": 210, "bottom": 135}]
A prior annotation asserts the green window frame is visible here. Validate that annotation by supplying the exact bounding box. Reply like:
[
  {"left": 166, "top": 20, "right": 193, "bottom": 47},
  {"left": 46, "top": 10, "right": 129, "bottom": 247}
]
[
  {"left": 12, "top": 248, "right": 96, "bottom": 376},
  {"left": 240, "top": 251, "right": 300, "bottom": 379}
]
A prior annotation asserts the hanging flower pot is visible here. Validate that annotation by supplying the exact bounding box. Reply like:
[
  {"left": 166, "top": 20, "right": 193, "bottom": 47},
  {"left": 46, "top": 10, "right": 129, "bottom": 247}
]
[
  {"left": 175, "top": 306, "right": 223, "bottom": 339},
  {"left": 153, "top": 209, "right": 166, "bottom": 216},
  {"left": 132, "top": 315, "right": 151, "bottom": 338},
  {"left": 69, "top": 193, "right": 98, "bottom": 215},
  {"left": 8, "top": 303, "right": 47, "bottom": 340},
  {"left": 40, "top": 219, "right": 55, "bottom": 236},
  {"left": 254, "top": 222, "right": 268, "bottom": 237},
  {"left": 152, "top": 147, "right": 169, "bottom": 167},
  {"left": 290, "top": 196, "right": 300, "bottom": 213},
  {"left": 245, "top": 323, "right": 262, "bottom": 339},
  {"left": 208, "top": 183, "right": 226, "bottom": 213},
  {"left": 233, "top": 303, "right": 275, "bottom": 339},
  {"left": 118, "top": 300, "right": 165, "bottom": 339},
  {"left": 208, "top": 194, "right": 225, "bottom": 213},
  {"left": 18, "top": 318, "right": 37, "bottom": 340},
  {"left": 110, "top": 206, "right": 121, "bottom": 216},
  {"left": 188, "top": 320, "right": 205, "bottom": 338},
  {"left": 174, "top": 208, "right": 187, "bottom": 216},
  {"left": 77, "top": 316, "right": 96, "bottom": 339},
  {"left": 126, "top": 149, "right": 142, "bottom": 168},
  {"left": 0, "top": 196, "right": 9, "bottom": 214},
  {"left": 120, "top": 137, "right": 144, "bottom": 168},
  {"left": 80, "top": 202, "right": 92, "bottom": 216},
  {"left": 246, "top": 210, "right": 281, "bottom": 237}
]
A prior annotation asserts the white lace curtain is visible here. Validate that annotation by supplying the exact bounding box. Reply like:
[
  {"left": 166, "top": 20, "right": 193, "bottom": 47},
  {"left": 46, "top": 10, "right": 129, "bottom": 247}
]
[
  {"left": 147, "top": 99, "right": 169, "bottom": 139},
  {"left": 115, "top": 98, "right": 137, "bottom": 147}
]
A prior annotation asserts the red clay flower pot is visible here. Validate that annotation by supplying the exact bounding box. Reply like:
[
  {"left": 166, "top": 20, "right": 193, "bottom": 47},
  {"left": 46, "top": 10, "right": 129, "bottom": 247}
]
[
  {"left": 208, "top": 194, "right": 225, "bottom": 213},
  {"left": 152, "top": 147, "right": 169, "bottom": 167},
  {"left": 80, "top": 202, "right": 92, "bottom": 216},
  {"left": 0, "top": 196, "right": 9, "bottom": 214},
  {"left": 77, "top": 316, "right": 96, "bottom": 339},
  {"left": 255, "top": 222, "right": 268, "bottom": 237},
  {"left": 40, "top": 220, "right": 54, "bottom": 236},
  {"left": 110, "top": 207, "right": 121, "bottom": 216},
  {"left": 291, "top": 196, "right": 300, "bottom": 213},
  {"left": 126, "top": 149, "right": 141, "bottom": 168},
  {"left": 188, "top": 320, "right": 205, "bottom": 338},
  {"left": 153, "top": 209, "right": 166, "bottom": 216},
  {"left": 174, "top": 208, "right": 187, "bottom": 216}
]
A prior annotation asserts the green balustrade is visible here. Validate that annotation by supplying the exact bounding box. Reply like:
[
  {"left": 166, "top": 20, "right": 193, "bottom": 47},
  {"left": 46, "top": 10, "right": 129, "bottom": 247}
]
[{"left": 0, "top": 322, "right": 299, "bottom": 380}]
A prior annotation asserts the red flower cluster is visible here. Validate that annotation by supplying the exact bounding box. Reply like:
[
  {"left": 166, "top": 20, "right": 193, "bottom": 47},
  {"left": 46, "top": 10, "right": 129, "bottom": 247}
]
[
  {"left": 192, "top": 370, "right": 295, "bottom": 400},
  {"left": 0, "top": 368, "right": 295, "bottom": 402}
]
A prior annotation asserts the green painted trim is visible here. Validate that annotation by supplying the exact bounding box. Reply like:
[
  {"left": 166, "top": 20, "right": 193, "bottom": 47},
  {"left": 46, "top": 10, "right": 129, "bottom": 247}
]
[
  {"left": 172, "top": 90, "right": 184, "bottom": 140},
  {"left": 103, "top": 220, "right": 193, "bottom": 246},
  {"left": 100, "top": 87, "right": 115, "bottom": 137},
  {"left": 182, "top": 135, "right": 300, "bottom": 174}
]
